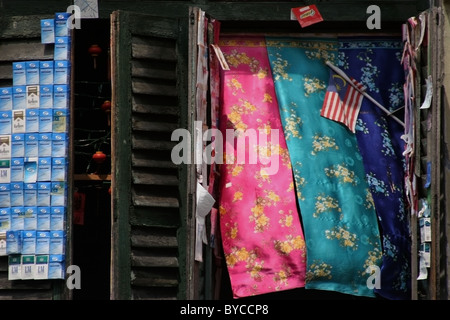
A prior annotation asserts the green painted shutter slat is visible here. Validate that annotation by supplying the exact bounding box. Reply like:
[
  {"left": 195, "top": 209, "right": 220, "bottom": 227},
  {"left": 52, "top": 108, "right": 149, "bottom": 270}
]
[{"left": 111, "top": 10, "right": 188, "bottom": 300}]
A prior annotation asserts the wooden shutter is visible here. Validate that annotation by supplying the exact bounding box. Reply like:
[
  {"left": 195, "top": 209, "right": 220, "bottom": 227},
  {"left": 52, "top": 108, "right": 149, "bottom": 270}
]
[{"left": 110, "top": 10, "right": 191, "bottom": 300}]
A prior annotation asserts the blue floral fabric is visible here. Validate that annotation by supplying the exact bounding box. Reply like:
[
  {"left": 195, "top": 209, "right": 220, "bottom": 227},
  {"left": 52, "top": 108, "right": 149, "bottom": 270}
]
[
  {"left": 337, "top": 37, "right": 411, "bottom": 300},
  {"left": 266, "top": 37, "right": 383, "bottom": 298}
]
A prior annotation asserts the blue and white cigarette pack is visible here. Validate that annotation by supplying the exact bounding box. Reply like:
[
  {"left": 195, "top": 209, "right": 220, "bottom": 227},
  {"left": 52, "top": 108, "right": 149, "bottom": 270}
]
[
  {"left": 10, "top": 182, "right": 24, "bottom": 207},
  {"left": 11, "top": 158, "right": 24, "bottom": 182},
  {"left": 0, "top": 159, "right": 10, "bottom": 184},
  {"left": 12, "top": 62, "right": 26, "bottom": 86},
  {"left": 37, "top": 157, "right": 52, "bottom": 182},
  {"left": 12, "top": 110, "right": 25, "bottom": 133},
  {"left": 53, "top": 85, "right": 69, "bottom": 109},
  {"left": 51, "top": 157, "right": 66, "bottom": 181},
  {"left": 8, "top": 254, "right": 21, "bottom": 280},
  {"left": 39, "top": 61, "right": 54, "bottom": 85},
  {"left": 21, "top": 230, "right": 36, "bottom": 254},
  {"left": 0, "top": 87, "right": 13, "bottom": 111},
  {"left": 39, "top": 85, "right": 53, "bottom": 108},
  {"left": 0, "top": 208, "right": 11, "bottom": 232},
  {"left": 21, "top": 254, "right": 35, "bottom": 279},
  {"left": 54, "top": 12, "right": 70, "bottom": 37},
  {"left": 39, "top": 109, "right": 53, "bottom": 133},
  {"left": 26, "top": 85, "right": 40, "bottom": 109},
  {"left": 25, "top": 61, "right": 40, "bottom": 85},
  {"left": 0, "top": 135, "right": 11, "bottom": 159},
  {"left": 24, "top": 183, "right": 37, "bottom": 207},
  {"left": 25, "top": 133, "right": 39, "bottom": 157},
  {"left": 54, "top": 37, "right": 71, "bottom": 61},
  {"left": 6, "top": 230, "right": 22, "bottom": 254},
  {"left": 52, "top": 133, "right": 67, "bottom": 157},
  {"left": 48, "top": 254, "right": 65, "bottom": 279},
  {"left": 12, "top": 86, "right": 26, "bottom": 110},
  {"left": 52, "top": 109, "right": 68, "bottom": 133},
  {"left": 11, "top": 134, "right": 25, "bottom": 158},
  {"left": 35, "top": 254, "right": 49, "bottom": 279},
  {"left": 50, "top": 205, "right": 65, "bottom": 230},
  {"left": 54, "top": 61, "right": 70, "bottom": 85},
  {"left": 23, "top": 158, "right": 37, "bottom": 183},
  {"left": 49, "top": 230, "right": 65, "bottom": 254},
  {"left": 37, "top": 206, "right": 51, "bottom": 231},
  {"left": 23, "top": 207, "right": 37, "bottom": 231},
  {"left": 26, "top": 109, "right": 39, "bottom": 132},
  {"left": 41, "top": 19, "right": 55, "bottom": 44},
  {"left": 10, "top": 207, "right": 24, "bottom": 231},
  {"left": 38, "top": 133, "right": 52, "bottom": 157},
  {"left": 0, "top": 111, "right": 11, "bottom": 135},
  {"left": 0, "top": 183, "right": 10, "bottom": 208},
  {"left": 37, "top": 182, "right": 51, "bottom": 207},
  {"left": 36, "top": 231, "right": 50, "bottom": 255}
]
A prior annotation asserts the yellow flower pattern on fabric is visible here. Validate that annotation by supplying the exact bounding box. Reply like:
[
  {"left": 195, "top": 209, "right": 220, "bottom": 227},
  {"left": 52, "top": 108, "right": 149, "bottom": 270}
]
[
  {"left": 283, "top": 106, "right": 302, "bottom": 140},
  {"left": 279, "top": 146, "right": 292, "bottom": 169},
  {"left": 314, "top": 193, "right": 341, "bottom": 218},
  {"left": 293, "top": 166, "right": 306, "bottom": 201},
  {"left": 250, "top": 203, "right": 269, "bottom": 232},
  {"left": 273, "top": 265, "right": 292, "bottom": 287},
  {"left": 278, "top": 210, "right": 294, "bottom": 228},
  {"left": 306, "top": 261, "right": 333, "bottom": 282},
  {"left": 224, "top": 49, "right": 260, "bottom": 72},
  {"left": 325, "top": 225, "right": 358, "bottom": 250},
  {"left": 304, "top": 48, "right": 336, "bottom": 63},
  {"left": 225, "top": 222, "right": 239, "bottom": 240},
  {"left": 256, "top": 68, "right": 268, "bottom": 79},
  {"left": 324, "top": 163, "right": 358, "bottom": 185},
  {"left": 256, "top": 119, "right": 272, "bottom": 134},
  {"left": 249, "top": 192, "right": 281, "bottom": 233},
  {"left": 303, "top": 76, "right": 326, "bottom": 97},
  {"left": 364, "top": 188, "right": 375, "bottom": 210},
  {"left": 363, "top": 245, "right": 383, "bottom": 275},
  {"left": 227, "top": 78, "right": 244, "bottom": 96},
  {"left": 254, "top": 169, "right": 271, "bottom": 187},
  {"left": 311, "top": 134, "right": 339, "bottom": 155},
  {"left": 233, "top": 191, "right": 243, "bottom": 202},
  {"left": 274, "top": 235, "right": 306, "bottom": 255},
  {"left": 262, "top": 93, "right": 273, "bottom": 103},
  {"left": 270, "top": 53, "right": 292, "bottom": 81},
  {"left": 226, "top": 247, "right": 250, "bottom": 267},
  {"left": 232, "top": 165, "right": 244, "bottom": 177}
]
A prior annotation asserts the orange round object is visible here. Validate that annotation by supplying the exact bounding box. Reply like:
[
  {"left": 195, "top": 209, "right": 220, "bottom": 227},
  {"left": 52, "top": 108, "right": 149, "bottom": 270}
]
[
  {"left": 92, "top": 151, "right": 107, "bottom": 164},
  {"left": 102, "top": 100, "right": 111, "bottom": 113},
  {"left": 88, "top": 44, "right": 102, "bottom": 57}
]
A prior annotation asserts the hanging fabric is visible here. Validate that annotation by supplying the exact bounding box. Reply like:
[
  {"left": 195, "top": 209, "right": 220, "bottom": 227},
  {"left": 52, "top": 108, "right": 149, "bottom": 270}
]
[
  {"left": 337, "top": 36, "right": 411, "bottom": 300},
  {"left": 266, "top": 37, "right": 382, "bottom": 298},
  {"left": 218, "top": 36, "right": 307, "bottom": 298}
]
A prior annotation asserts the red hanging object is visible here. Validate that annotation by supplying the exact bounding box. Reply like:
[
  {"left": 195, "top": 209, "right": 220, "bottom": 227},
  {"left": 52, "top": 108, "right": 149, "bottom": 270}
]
[
  {"left": 102, "top": 100, "right": 111, "bottom": 126},
  {"left": 88, "top": 44, "right": 102, "bottom": 69},
  {"left": 92, "top": 150, "right": 107, "bottom": 164}
]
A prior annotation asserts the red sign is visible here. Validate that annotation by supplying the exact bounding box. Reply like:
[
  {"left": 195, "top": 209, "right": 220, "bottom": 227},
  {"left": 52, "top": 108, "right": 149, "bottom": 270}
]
[{"left": 292, "top": 5, "right": 324, "bottom": 28}]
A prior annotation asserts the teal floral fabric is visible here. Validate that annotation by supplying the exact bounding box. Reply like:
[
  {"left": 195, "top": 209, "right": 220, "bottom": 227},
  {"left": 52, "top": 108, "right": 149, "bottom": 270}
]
[{"left": 266, "top": 37, "right": 383, "bottom": 298}]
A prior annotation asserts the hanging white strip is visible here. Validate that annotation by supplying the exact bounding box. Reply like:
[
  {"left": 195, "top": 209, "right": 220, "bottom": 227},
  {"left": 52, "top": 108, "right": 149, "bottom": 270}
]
[{"left": 195, "top": 182, "right": 216, "bottom": 262}]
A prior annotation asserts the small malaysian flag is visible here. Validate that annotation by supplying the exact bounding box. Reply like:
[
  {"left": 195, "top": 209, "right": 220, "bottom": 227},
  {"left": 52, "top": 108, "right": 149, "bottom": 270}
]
[{"left": 321, "top": 69, "right": 366, "bottom": 133}]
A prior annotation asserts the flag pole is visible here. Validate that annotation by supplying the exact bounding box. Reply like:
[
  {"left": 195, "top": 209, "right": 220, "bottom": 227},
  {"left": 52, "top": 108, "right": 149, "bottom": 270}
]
[{"left": 325, "top": 61, "right": 405, "bottom": 127}]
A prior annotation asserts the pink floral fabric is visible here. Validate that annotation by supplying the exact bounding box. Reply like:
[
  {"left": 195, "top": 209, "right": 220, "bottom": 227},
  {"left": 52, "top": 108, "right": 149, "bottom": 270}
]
[{"left": 218, "top": 37, "right": 306, "bottom": 298}]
